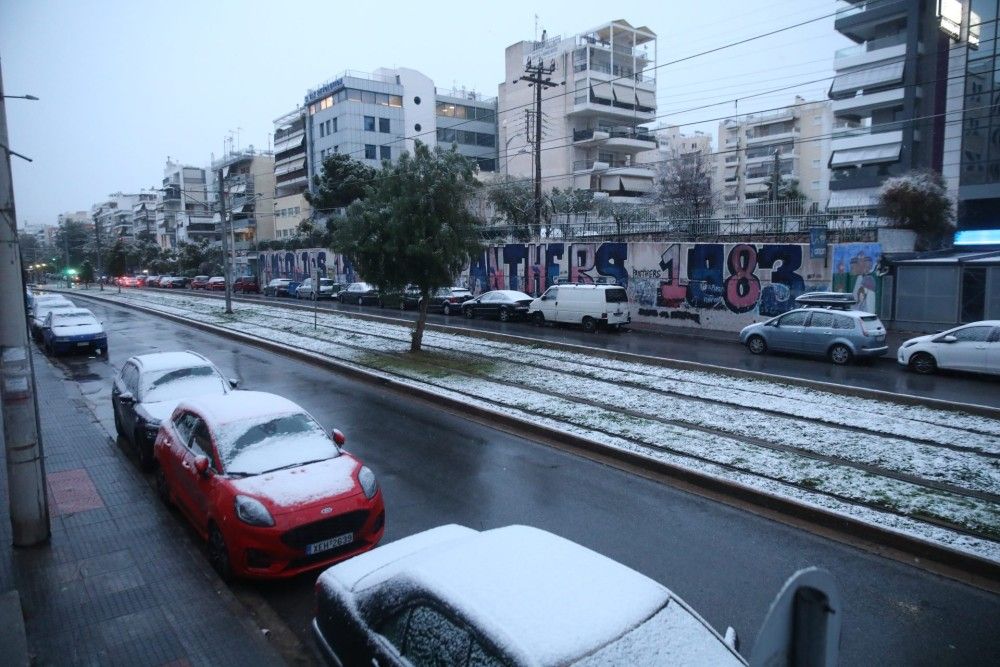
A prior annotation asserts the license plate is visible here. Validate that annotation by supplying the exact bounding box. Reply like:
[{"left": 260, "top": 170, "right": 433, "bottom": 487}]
[
  {"left": 876, "top": 336, "right": 885, "bottom": 343},
  {"left": 305, "top": 532, "right": 353, "bottom": 555},
  {"left": 76, "top": 342, "right": 90, "bottom": 347}
]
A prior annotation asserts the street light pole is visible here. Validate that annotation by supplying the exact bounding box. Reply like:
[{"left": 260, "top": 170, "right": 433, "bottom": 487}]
[
  {"left": 216, "top": 168, "right": 233, "bottom": 314},
  {"left": 0, "top": 61, "right": 50, "bottom": 546}
]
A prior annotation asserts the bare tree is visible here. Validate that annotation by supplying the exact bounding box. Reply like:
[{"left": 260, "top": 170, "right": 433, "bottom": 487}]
[{"left": 651, "top": 153, "right": 716, "bottom": 221}]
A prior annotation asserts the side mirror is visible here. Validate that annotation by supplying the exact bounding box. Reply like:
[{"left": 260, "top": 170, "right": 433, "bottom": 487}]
[
  {"left": 119, "top": 392, "right": 135, "bottom": 404},
  {"left": 332, "top": 428, "right": 346, "bottom": 446},
  {"left": 540, "top": 295, "right": 548, "bottom": 301},
  {"left": 937, "top": 335, "right": 958, "bottom": 344},
  {"left": 193, "top": 455, "right": 210, "bottom": 476},
  {"left": 228, "top": 378, "right": 239, "bottom": 389}
]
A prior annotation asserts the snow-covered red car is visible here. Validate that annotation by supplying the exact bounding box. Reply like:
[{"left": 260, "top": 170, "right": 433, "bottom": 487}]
[{"left": 153, "top": 391, "right": 385, "bottom": 580}]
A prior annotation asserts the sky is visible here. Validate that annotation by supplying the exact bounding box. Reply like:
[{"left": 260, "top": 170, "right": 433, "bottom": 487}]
[{"left": 1, "top": 0, "right": 853, "bottom": 228}]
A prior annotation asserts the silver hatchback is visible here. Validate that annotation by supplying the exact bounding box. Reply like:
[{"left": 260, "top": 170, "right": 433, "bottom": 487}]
[{"left": 740, "top": 308, "right": 888, "bottom": 365}]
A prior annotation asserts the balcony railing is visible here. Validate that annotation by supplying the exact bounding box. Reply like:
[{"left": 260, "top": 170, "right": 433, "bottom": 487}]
[
  {"left": 574, "top": 127, "right": 656, "bottom": 142},
  {"left": 573, "top": 159, "right": 628, "bottom": 171}
]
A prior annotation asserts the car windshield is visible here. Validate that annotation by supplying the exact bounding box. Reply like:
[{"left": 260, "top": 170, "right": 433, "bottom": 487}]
[
  {"left": 141, "top": 365, "right": 227, "bottom": 403},
  {"left": 216, "top": 412, "right": 339, "bottom": 475},
  {"left": 52, "top": 313, "right": 98, "bottom": 327},
  {"left": 319, "top": 279, "right": 335, "bottom": 286}
]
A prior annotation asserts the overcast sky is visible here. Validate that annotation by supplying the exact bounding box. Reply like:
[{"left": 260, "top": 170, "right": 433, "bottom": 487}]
[{"left": 2, "top": 0, "right": 851, "bottom": 228}]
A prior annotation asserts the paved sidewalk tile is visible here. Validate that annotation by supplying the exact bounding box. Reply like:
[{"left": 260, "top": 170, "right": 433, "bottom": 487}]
[{"left": 0, "top": 350, "right": 285, "bottom": 666}]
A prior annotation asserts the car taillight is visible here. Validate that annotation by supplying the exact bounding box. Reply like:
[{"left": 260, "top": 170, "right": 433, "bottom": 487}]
[{"left": 448, "top": 297, "right": 459, "bottom": 303}]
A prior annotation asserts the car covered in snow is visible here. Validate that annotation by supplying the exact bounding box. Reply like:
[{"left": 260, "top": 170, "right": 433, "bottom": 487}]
[
  {"left": 897, "top": 320, "right": 1000, "bottom": 375},
  {"left": 112, "top": 351, "right": 237, "bottom": 471},
  {"left": 42, "top": 308, "right": 107, "bottom": 356},
  {"left": 154, "top": 391, "right": 385, "bottom": 580},
  {"left": 30, "top": 295, "right": 76, "bottom": 341},
  {"left": 314, "top": 525, "right": 753, "bottom": 666}
]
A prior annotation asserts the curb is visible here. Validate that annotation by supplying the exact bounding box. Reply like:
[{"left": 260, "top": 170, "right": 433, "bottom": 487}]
[{"left": 66, "top": 290, "right": 1000, "bottom": 591}]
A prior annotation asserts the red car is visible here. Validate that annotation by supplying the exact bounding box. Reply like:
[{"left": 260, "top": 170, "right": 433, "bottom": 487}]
[
  {"left": 153, "top": 391, "right": 385, "bottom": 580},
  {"left": 233, "top": 276, "right": 259, "bottom": 294},
  {"left": 190, "top": 275, "right": 210, "bottom": 289},
  {"left": 206, "top": 276, "right": 226, "bottom": 291}
]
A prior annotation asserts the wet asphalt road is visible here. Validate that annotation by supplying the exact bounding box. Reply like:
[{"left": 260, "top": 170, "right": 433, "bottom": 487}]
[
  {"left": 198, "top": 289, "right": 1000, "bottom": 409},
  {"left": 44, "top": 298, "right": 1000, "bottom": 665}
]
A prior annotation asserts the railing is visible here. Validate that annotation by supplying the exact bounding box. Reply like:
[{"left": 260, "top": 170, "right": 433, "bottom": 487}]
[{"left": 575, "top": 127, "right": 656, "bottom": 142}]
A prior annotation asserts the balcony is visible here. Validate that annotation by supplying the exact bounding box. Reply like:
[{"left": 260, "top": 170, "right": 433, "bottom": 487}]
[
  {"left": 573, "top": 127, "right": 656, "bottom": 152},
  {"left": 835, "top": 0, "right": 910, "bottom": 43},
  {"left": 598, "top": 167, "right": 655, "bottom": 194},
  {"left": 832, "top": 86, "right": 908, "bottom": 116},
  {"left": 831, "top": 128, "right": 902, "bottom": 153},
  {"left": 834, "top": 34, "right": 907, "bottom": 70},
  {"left": 746, "top": 128, "right": 799, "bottom": 145}
]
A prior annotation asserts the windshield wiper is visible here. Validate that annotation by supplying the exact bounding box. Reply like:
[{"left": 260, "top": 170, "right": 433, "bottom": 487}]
[{"left": 256, "top": 458, "right": 330, "bottom": 475}]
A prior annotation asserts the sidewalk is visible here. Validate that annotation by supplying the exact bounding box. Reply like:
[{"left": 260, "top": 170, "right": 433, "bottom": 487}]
[{"left": 0, "top": 350, "right": 285, "bottom": 666}]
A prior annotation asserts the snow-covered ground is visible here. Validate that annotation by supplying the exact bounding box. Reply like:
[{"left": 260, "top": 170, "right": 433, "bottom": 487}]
[{"left": 60, "top": 287, "right": 1000, "bottom": 563}]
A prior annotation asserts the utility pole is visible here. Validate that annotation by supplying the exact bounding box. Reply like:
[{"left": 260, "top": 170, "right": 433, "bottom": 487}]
[
  {"left": 63, "top": 226, "right": 70, "bottom": 288},
  {"left": 517, "top": 58, "right": 558, "bottom": 235},
  {"left": 216, "top": 168, "right": 233, "bottom": 314},
  {"left": 0, "top": 60, "right": 51, "bottom": 546},
  {"left": 93, "top": 209, "right": 103, "bottom": 291}
]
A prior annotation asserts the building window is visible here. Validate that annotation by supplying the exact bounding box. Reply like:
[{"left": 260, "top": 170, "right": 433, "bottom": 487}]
[
  {"left": 365, "top": 144, "right": 377, "bottom": 160},
  {"left": 319, "top": 123, "right": 325, "bottom": 138},
  {"left": 379, "top": 117, "right": 390, "bottom": 133},
  {"left": 334, "top": 145, "right": 339, "bottom": 153},
  {"left": 362, "top": 90, "right": 376, "bottom": 104},
  {"left": 414, "top": 123, "right": 422, "bottom": 132},
  {"left": 326, "top": 119, "right": 332, "bottom": 135},
  {"left": 364, "top": 116, "right": 375, "bottom": 132},
  {"left": 332, "top": 117, "right": 338, "bottom": 133},
  {"left": 380, "top": 145, "right": 391, "bottom": 160}
]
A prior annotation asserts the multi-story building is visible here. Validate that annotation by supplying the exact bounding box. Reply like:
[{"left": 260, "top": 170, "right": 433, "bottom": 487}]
[
  {"left": 132, "top": 192, "right": 159, "bottom": 241},
  {"left": 303, "top": 67, "right": 498, "bottom": 202},
  {"left": 273, "top": 107, "right": 311, "bottom": 240},
  {"left": 210, "top": 149, "right": 275, "bottom": 247},
  {"left": 648, "top": 126, "right": 711, "bottom": 163},
  {"left": 156, "top": 160, "right": 215, "bottom": 249},
  {"left": 497, "top": 20, "right": 658, "bottom": 202},
  {"left": 92, "top": 193, "right": 150, "bottom": 244},
  {"left": 953, "top": 0, "right": 1000, "bottom": 242},
  {"left": 827, "top": 0, "right": 957, "bottom": 211},
  {"left": 714, "top": 97, "right": 839, "bottom": 209}
]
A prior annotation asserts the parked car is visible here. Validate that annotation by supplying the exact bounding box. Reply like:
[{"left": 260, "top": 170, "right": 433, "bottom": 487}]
[
  {"left": 112, "top": 351, "right": 237, "bottom": 471},
  {"left": 146, "top": 275, "right": 162, "bottom": 287},
  {"left": 379, "top": 285, "right": 422, "bottom": 310},
  {"left": 264, "top": 278, "right": 295, "bottom": 297},
  {"left": 295, "top": 277, "right": 340, "bottom": 300},
  {"left": 30, "top": 296, "right": 75, "bottom": 341},
  {"left": 233, "top": 276, "right": 260, "bottom": 294},
  {"left": 898, "top": 320, "right": 1000, "bottom": 375},
  {"left": 154, "top": 391, "right": 385, "bottom": 580},
  {"left": 29, "top": 293, "right": 69, "bottom": 318},
  {"left": 428, "top": 286, "right": 474, "bottom": 315},
  {"left": 161, "top": 276, "right": 190, "bottom": 289},
  {"left": 190, "top": 275, "right": 211, "bottom": 289},
  {"left": 42, "top": 308, "right": 107, "bottom": 357},
  {"left": 339, "top": 282, "right": 380, "bottom": 305},
  {"left": 207, "top": 276, "right": 226, "bottom": 291},
  {"left": 529, "top": 283, "right": 631, "bottom": 332},
  {"left": 740, "top": 305, "right": 887, "bottom": 365},
  {"left": 134, "top": 275, "right": 148, "bottom": 287},
  {"left": 312, "top": 525, "right": 840, "bottom": 667},
  {"left": 461, "top": 290, "right": 534, "bottom": 322}
]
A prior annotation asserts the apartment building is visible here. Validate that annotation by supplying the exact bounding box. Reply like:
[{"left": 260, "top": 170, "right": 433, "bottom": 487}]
[
  {"left": 92, "top": 193, "right": 153, "bottom": 244},
  {"left": 827, "top": 0, "right": 957, "bottom": 211},
  {"left": 132, "top": 193, "right": 159, "bottom": 241},
  {"left": 303, "top": 67, "right": 498, "bottom": 203},
  {"left": 273, "top": 107, "right": 311, "bottom": 240},
  {"left": 210, "top": 149, "right": 276, "bottom": 246},
  {"left": 715, "top": 97, "right": 838, "bottom": 209},
  {"left": 155, "top": 160, "right": 214, "bottom": 248},
  {"left": 498, "top": 19, "right": 658, "bottom": 202}
]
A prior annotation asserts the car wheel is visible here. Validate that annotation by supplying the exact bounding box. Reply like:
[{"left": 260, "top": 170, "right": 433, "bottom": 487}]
[
  {"left": 909, "top": 352, "right": 937, "bottom": 375},
  {"left": 532, "top": 311, "right": 545, "bottom": 327},
  {"left": 464, "top": 307, "right": 474, "bottom": 319},
  {"left": 829, "top": 343, "right": 852, "bottom": 366},
  {"left": 208, "top": 524, "right": 233, "bottom": 581},
  {"left": 442, "top": 303, "right": 451, "bottom": 316},
  {"left": 154, "top": 467, "right": 171, "bottom": 506},
  {"left": 582, "top": 316, "right": 597, "bottom": 333},
  {"left": 498, "top": 307, "right": 511, "bottom": 322},
  {"left": 746, "top": 335, "right": 767, "bottom": 355},
  {"left": 134, "top": 428, "right": 155, "bottom": 472}
]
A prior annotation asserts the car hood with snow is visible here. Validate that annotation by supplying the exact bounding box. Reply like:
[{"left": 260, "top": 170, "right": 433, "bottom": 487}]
[
  {"left": 230, "top": 455, "right": 362, "bottom": 515},
  {"left": 50, "top": 321, "right": 104, "bottom": 338}
]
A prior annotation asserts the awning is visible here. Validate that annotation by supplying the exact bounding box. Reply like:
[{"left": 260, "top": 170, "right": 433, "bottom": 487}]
[
  {"left": 222, "top": 165, "right": 230, "bottom": 178},
  {"left": 591, "top": 81, "right": 613, "bottom": 102},
  {"left": 600, "top": 175, "right": 653, "bottom": 192},
  {"left": 829, "top": 60, "right": 904, "bottom": 98},
  {"left": 828, "top": 188, "right": 881, "bottom": 209},
  {"left": 612, "top": 83, "right": 635, "bottom": 105},
  {"left": 229, "top": 182, "right": 246, "bottom": 194},
  {"left": 830, "top": 142, "right": 901, "bottom": 167},
  {"left": 230, "top": 203, "right": 254, "bottom": 214},
  {"left": 274, "top": 134, "right": 305, "bottom": 154},
  {"left": 274, "top": 158, "right": 305, "bottom": 176},
  {"left": 634, "top": 88, "right": 655, "bottom": 109}
]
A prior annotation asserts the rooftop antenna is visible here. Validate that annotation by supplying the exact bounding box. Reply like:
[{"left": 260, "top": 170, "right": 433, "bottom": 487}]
[{"left": 534, "top": 13, "right": 539, "bottom": 41}]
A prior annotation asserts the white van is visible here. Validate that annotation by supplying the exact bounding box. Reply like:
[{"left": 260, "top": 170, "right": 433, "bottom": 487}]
[{"left": 528, "top": 284, "right": 631, "bottom": 332}]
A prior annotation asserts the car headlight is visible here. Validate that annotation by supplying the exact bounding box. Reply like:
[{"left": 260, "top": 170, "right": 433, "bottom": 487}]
[
  {"left": 234, "top": 495, "right": 275, "bottom": 527},
  {"left": 358, "top": 466, "right": 378, "bottom": 500}
]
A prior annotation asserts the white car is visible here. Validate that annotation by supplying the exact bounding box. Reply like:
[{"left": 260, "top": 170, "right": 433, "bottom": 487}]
[{"left": 897, "top": 320, "right": 1000, "bottom": 375}]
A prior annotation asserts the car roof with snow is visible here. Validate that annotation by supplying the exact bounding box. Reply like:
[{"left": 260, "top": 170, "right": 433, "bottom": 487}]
[
  {"left": 487, "top": 290, "right": 532, "bottom": 299},
  {"left": 131, "top": 350, "right": 212, "bottom": 373},
  {"left": 321, "top": 524, "right": 743, "bottom": 666},
  {"left": 177, "top": 391, "right": 301, "bottom": 427},
  {"left": 50, "top": 308, "right": 95, "bottom": 319},
  {"left": 34, "top": 294, "right": 72, "bottom": 304}
]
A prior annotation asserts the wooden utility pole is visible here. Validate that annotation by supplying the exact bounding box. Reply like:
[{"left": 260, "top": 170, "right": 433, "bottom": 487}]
[
  {"left": 518, "top": 58, "right": 558, "bottom": 234},
  {"left": 216, "top": 168, "right": 233, "bottom": 314}
]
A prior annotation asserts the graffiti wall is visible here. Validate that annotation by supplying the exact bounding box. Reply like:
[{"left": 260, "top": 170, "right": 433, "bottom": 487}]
[
  {"left": 457, "top": 241, "right": 879, "bottom": 331},
  {"left": 831, "top": 243, "right": 882, "bottom": 315},
  {"left": 258, "top": 248, "right": 355, "bottom": 284}
]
